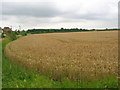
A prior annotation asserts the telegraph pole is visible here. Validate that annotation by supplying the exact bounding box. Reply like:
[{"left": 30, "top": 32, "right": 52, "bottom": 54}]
[
  {"left": 10, "top": 26, "right": 12, "bottom": 30},
  {"left": 19, "top": 25, "right": 21, "bottom": 31}
]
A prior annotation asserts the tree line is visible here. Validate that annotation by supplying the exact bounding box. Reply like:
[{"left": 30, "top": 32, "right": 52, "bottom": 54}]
[{"left": 27, "top": 28, "right": 119, "bottom": 34}]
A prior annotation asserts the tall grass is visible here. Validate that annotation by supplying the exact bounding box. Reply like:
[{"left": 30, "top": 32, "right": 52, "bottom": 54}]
[{"left": 6, "top": 31, "right": 17, "bottom": 41}]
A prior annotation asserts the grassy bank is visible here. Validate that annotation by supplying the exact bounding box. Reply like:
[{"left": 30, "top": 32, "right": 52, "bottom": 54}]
[{"left": 2, "top": 37, "right": 118, "bottom": 88}]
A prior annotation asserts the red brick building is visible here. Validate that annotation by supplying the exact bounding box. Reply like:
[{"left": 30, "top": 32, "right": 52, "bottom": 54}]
[{"left": 3, "top": 27, "right": 12, "bottom": 33}]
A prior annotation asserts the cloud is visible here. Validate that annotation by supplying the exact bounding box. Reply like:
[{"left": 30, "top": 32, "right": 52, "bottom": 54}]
[
  {"left": 1, "top": 0, "right": 119, "bottom": 30},
  {"left": 2, "top": 2, "right": 60, "bottom": 18}
]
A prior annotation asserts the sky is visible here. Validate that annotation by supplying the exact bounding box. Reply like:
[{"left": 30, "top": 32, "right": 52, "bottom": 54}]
[{"left": 0, "top": 0, "right": 119, "bottom": 30}]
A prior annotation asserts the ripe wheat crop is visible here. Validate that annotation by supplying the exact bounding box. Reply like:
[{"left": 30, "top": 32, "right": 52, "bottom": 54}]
[{"left": 5, "top": 31, "right": 118, "bottom": 81}]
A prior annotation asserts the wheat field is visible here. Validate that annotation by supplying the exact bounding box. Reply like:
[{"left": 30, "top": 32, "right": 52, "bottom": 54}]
[{"left": 5, "top": 31, "right": 118, "bottom": 81}]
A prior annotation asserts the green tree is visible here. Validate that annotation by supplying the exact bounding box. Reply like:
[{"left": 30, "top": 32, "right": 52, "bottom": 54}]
[{"left": 20, "top": 30, "right": 27, "bottom": 36}]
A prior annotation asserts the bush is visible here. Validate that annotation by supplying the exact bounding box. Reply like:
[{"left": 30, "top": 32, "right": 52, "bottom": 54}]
[
  {"left": 6, "top": 31, "right": 17, "bottom": 41},
  {"left": 20, "top": 31, "right": 27, "bottom": 36},
  {"left": 1, "top": 33, "right": 5, "bottom": 38}
]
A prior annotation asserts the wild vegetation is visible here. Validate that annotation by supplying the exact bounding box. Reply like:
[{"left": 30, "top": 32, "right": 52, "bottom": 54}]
[
  {"left": 4, "top": 31, "right": 118, "bottom": 83},
  {"left": 15, "top": 30, "right": 27, "bottom": 36},
  {"left": 1, "top": 30, "right": 27, "bottom": 39}
]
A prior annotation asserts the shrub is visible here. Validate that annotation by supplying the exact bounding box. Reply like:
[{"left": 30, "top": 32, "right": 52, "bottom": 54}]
[
  {"left": 20, "top": 31, "right": 27, "bottom": 36},
  {"left": 6, "top": 31, "right": 17, "bottom": 41},
  {"left": 1, "top": 33, "right": 5, "bottom": 38}
]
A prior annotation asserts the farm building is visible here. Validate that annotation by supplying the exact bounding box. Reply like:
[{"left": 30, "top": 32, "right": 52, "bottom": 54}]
[{"left": 3, "top": 27, "right": 12, "bottom": 33}]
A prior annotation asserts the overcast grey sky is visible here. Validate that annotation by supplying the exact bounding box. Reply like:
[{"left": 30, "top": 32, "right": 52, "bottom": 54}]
[{"left": 0, "top": 0, "right": 119, "bottom": 30}]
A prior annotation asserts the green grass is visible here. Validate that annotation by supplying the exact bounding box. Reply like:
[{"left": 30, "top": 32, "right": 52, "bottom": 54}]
[{"left": 2, "top": 38, "right": 119, "bottom": 88}]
